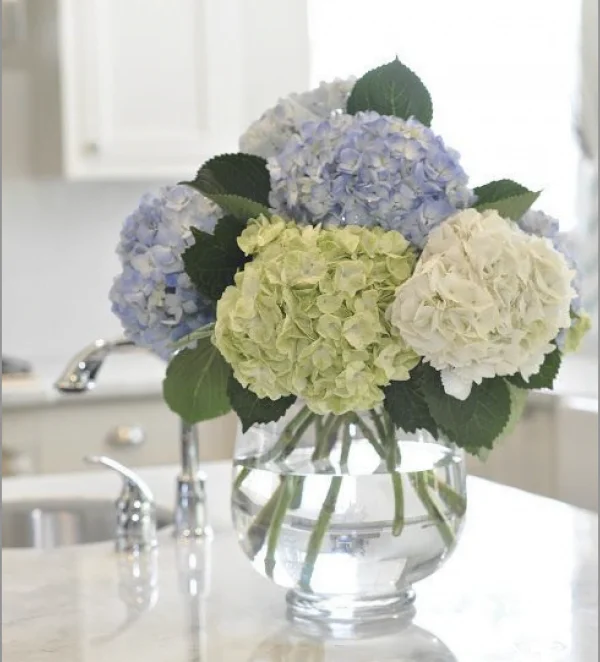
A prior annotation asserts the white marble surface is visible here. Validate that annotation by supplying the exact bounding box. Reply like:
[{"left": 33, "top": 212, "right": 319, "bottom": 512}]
[{"left": 3, "top": 463, "right": 598, "bottom": 661}]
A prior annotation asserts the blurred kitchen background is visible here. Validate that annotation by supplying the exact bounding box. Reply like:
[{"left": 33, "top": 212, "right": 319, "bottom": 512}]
[{"left": 2, "top": 0, "right": 598, "bottom": 509}]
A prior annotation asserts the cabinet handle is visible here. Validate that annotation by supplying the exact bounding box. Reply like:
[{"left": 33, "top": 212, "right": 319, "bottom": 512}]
[
  {"left": 106, "top": 425, "right": 146, "bottom": 448},
  {"left": 82, "top": 142, "right": 100, "bottom": 155}
]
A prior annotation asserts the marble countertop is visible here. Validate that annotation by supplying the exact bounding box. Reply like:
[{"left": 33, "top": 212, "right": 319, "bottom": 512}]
[
  {"left": 3, "top": 352, "right": 598, "bottom": 411},
  {"left": 3, "top": 463, "right": 598, "bottom": 661}
]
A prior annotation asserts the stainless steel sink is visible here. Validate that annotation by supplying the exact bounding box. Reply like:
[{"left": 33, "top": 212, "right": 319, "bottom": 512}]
[{"left": 2, "top": 499, "right": 172, "bottom": 549}]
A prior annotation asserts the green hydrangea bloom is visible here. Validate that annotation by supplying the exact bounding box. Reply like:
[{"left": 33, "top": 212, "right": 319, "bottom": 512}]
[{"left": 214, "top": 215, "right": 419, "bottom": 414}]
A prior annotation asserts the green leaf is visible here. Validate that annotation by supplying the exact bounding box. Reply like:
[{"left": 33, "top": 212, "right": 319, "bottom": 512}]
[
  {"left": 477, "top": 383, "right": 530, "bottom": 461},
  {"left": 182, "top": 216, "right": 249, "bottom": 302},
  {"left": 498, "top": 383, "right": 529, "bottom": 439},
  {"left": 474, "top": 179, "right": 529, "bottom": 201},
  {"left": 474, "top": 179, "right": 540, "bottom": 219},
  {"left": 183, "top": 153, "right": 271, "bottom": 206},
  {"left": 346, "top": 58, "right": 433, "bottom": 126},
  {"left": 227, "top": 375, "right": 296, "bottom": 433},
  {"left": 206, "top": 194, "right": 270, "bottom": 221},
  {"left": 420, "top": 366, "right": 511, "bottom": 454},
  {"left": 163, "top": 337, "right": 232, "bottom": 424},
  {"left": 506, "top": 348, "right": 562, "bottom": 390},
  {"left": 383, "top": 365, "right": 438, "bottom": 437}
]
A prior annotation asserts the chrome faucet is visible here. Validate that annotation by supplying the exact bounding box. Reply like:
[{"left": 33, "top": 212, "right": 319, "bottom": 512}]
[
  {"left": 84, "top": 455, "right": 158, "bottom": 553},
  {"left": 55, "top": 338, "right": 211, "bottom": 541},
  {"left": 54, "top": 338, "right": 136, "bottom": 392}
]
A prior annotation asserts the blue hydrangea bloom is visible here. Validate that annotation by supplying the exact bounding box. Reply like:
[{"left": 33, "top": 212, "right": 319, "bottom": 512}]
[
  {"left": 268, "top": 111, "right": 474, "bottom": 248},
  {"left": 518, "top": 209, "right": 582, "bottom": 350},
  {"left": 517, "top": 209, "right": 560, "bottom": 240},
  {"left": 109, "top": 185, "right": 220, "bottom": 360},
  {"left": 239, "top": 79, "right": 356, "bottom": 159}
]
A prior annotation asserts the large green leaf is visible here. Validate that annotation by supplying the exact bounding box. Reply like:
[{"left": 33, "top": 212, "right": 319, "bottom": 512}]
[
  {"left": 183, "top": 153, "right": 271, "bottom": 206},
  {"left": 206, "top": 194, "right": 270, "bottom": 221},
  {"left": 227, "top": 375, "right": 296, "bottom": 432},
  {"left": 163, "top": 338, "right": 232, "bottom": 424},
  {"left": 383, "top": 365, "right": 438, "bottom": 437},
  {"left": 499, "top": 383, "right": 529, "bottom": 439},
  {"left": 507, "top": 348, "right": 562, "bottom": 390},
  {"left": 474, "top": 179, "right": 540, "bottom": 220},
  {"left": 182, "top": 216, "right": 249, "bottom": 302},
  {"left": 477, "top": 383, "right": 530, "bottom": 462},
  {"left": 346, "top": 58, "right": 433, "bottom": 126},
  {"left": 420, "top": 366, "right": 511, "bottom": 454}
]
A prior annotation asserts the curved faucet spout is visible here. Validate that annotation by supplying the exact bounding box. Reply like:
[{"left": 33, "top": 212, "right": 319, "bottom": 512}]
[
  {"left": 54, "top": 337, "right": 211, "bottom": 540},
  {"left": 54, "top": 338, "right": 136, "bottom": 393}
]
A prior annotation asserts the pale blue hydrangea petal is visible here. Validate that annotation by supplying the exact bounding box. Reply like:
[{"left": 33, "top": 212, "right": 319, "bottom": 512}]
[
  {"left": 268, "top": 112, "right": 474, "bottom": 248},
  {"left": 109, "top": 185, "right": 220, "bottom": 360},
  {"left": 518, "top": 209, "right": 560, "bottom": 239},
  {"left": 239, "top": 79, "right": 356, "bottom": 159}
]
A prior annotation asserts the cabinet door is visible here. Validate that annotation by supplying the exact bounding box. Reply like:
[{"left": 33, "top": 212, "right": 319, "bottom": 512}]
[
  {"left": 58, "top": 0, "right": 246, "bottom": 179},
  {"left": 465, "top": 397, "right": 558, "bottom": 499},
  {"left": 37, "top": 399, "right": 238, "bottom": 475}
]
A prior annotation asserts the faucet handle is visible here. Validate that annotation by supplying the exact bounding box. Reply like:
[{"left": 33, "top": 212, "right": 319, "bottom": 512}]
[{"left": 84, "top": 455, "right": 158, "bottom": 553}]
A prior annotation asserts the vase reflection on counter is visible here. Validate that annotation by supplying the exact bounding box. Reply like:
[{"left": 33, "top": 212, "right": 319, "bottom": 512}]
[
  {"left": 231, "top": 403, "right": 467, "bottom": 630},
  {"left": 247, "top": 623, "right": 458, "bottom": 662}
]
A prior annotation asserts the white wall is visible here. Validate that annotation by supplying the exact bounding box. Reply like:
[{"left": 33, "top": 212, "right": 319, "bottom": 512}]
[
  {"left": 2, "top": 69, "right": 160, "bottom": 368},
  {"left": 2, "top": 0, "right": 593, "bottom": 369},
  {"left": 309, "top": 0, "right": 581, "bottom": 230}
]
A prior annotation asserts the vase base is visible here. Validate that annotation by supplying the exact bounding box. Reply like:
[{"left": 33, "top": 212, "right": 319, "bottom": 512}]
[{"left": 286, "top": 587, "right": 416, "bottom": 637}]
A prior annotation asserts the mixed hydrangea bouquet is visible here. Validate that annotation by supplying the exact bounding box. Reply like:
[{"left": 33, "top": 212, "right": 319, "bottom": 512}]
[
  {"left": 110, "top": 59, "right": 592, "bottom": 603},
  {"left": 111, "top": 58, "right": 589, "bottom": 455}
]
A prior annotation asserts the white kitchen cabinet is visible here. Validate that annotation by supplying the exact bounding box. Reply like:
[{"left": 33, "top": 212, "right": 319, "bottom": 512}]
[
  {"left": 2, "top": 395, "right": 238, "bottom": 475},
  {"left": 466, "top": 396, "right": 559, "bottom": 500},
  {"left": 27, "top": 0, "right": 310, "bottom": 180},
  {"left": 556, "top": 397, "right": 598, "bottom": 511}
]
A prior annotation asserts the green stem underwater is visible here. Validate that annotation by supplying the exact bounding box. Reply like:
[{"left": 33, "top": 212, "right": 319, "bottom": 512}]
[
  {"left": 245, "top": 480, "right": 284, "bottom": 558},
  {"left": 411, "top": 471, "right": 456, "bottom": 548},
  {"left": 264, "top": 476, "right": 299, "bottom": 578},
  {"left": 298, "top": 417, "right": 353, "bottom": 591},
  {"left": 425, "top": 473, "right": 467, "bottom": 517}
]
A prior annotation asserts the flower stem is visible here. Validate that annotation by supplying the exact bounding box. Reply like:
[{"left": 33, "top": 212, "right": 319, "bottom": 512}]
[
  {"left": 411, "top": 471, "right": 456, "bottom": 548},
  {"left": 311, "top": 414, "right": 336, "bottom": 463},
  {"left": 384, "top": 428, "right": 405, "bottom": 537},
  {"left": 340, "top": 418, "right": 352, "bottom": 473},
  {"left": 298, "top": 419, "right": 353, "bottom": 591},
  {"left": 233, "top": 466, "right": 251, "bottom": 491},
  {"left": 233, "top": 405, "right": 312, "bottom": 493},
  {"left": 239, "top": 408, "right": 315, "bottom": 556},
  {"left": 245, "top": 480, "right": 284, "bottom": 559},
  {"left": 299, "top": 479, "right": 342, "bottom": 590},
  {"left": 349, "top": 413, "right": 386, "bottom": 460},
  {"left": 369, "top": 409, "right": 388, "bottom": 447},
  {"left": 425, "top": 473, "right": 467, "bottom": 517},
  {"left": 264, "top": 476, "right": 299, "bottom": 578},
  {"left": 260, "top": 406, "right": 314, "bottom": 464}
]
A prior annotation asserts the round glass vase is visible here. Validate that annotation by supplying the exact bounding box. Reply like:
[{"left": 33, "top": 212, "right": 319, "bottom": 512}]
[{"left": 231, "top": 403, "right": 467, "bottom": 632}]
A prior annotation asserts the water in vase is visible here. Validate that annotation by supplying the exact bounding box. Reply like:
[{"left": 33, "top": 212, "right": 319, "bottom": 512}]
[{"left": 231, "top": 435, "right": 466, "bottom": 621}]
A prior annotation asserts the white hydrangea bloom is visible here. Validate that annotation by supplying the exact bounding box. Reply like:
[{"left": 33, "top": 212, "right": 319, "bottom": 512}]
[
  {"left": 239, "top": 78, "right": 355, "bottom": 159},
  {"left": 390, "top": 209, "right": 576, "bottom": 399}
]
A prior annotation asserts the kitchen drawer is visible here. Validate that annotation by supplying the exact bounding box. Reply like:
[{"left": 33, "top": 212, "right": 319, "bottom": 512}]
[
  {"left": 12, "top": 397, "right": 237, "bottom": 475},
  {"left": 2, "top": 413, "right": 41, "bottom": 475},
  {"left": 466, "top": 396, "right": 558, "bottom": 499}
]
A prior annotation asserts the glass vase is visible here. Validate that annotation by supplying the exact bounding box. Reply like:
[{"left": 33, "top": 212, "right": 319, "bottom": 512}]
[{"left": 231, "top": 402, "right": 467, "bottom": 632}]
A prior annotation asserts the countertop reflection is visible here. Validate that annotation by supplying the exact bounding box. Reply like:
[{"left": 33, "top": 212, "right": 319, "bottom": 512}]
[{"left": 3, "top": 463, "right": 597, "bottom": 661}]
